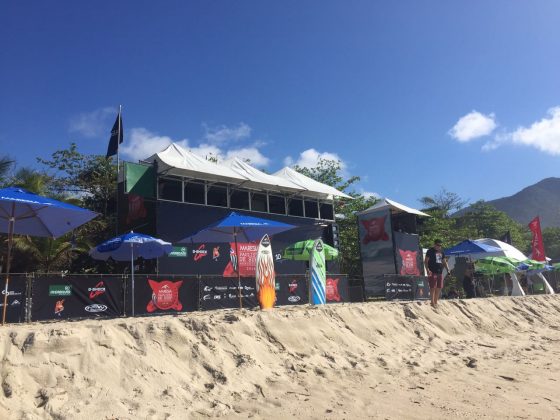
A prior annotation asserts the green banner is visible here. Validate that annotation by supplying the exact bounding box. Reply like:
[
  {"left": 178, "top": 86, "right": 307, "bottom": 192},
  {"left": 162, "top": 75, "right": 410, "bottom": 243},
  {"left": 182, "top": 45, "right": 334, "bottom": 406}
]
[
  {"left": 125, "top": 162, "right": 155, "bottom": 198},
  {"left": 49, "top": 285, "right": 72, "bottom": 296},
  {"left": 169, "top": 246, "right": 188, "bottom": 258}
]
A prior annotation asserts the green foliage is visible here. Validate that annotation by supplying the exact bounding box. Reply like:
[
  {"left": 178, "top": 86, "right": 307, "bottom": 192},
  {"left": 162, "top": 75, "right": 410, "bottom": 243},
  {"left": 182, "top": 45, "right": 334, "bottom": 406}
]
[
  {"left": 292, "top": 158, "right": 377, "bottom": 278},
  {"left": 0, "top": 156, "right": 14, "bottom": 185},
  {"left": 542, "top": 227, "right": 560, "bottom": 260}
]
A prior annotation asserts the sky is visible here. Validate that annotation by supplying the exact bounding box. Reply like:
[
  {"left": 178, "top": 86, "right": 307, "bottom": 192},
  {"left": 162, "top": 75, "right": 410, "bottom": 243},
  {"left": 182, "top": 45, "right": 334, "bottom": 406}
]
[{"left": 1, "top": 1, "right": 560, "bottom": 208}]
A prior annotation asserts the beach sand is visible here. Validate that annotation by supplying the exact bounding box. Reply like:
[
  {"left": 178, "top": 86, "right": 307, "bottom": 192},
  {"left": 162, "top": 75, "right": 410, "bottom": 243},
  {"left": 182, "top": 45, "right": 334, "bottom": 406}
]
[{"left": 1, "top": 295, "right": 560, "bottom": 419}]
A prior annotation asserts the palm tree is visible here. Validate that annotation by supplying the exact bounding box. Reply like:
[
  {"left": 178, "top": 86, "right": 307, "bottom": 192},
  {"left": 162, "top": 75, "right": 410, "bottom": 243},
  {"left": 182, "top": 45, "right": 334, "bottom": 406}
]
[{"left": 0, "top": 156, "right": 14, "bottom": 185}]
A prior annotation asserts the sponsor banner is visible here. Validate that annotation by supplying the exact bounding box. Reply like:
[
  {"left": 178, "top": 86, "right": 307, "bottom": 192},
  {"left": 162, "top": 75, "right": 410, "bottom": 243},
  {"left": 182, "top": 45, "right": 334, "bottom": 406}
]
[
  {"left": 275, "top": 275, "right": 308, "bottom": 306},
  {"left": 393, "top": 231, "right": 424, "bottom": 276},
  {"left": 384, "top": 275, "right": 429, "bottom": 301},
  {"left": 125, "top": 275, "right": 199, "bottom": 315},
  {"left": 169, "top": 246, "right": 188, "bottom": 258},
  {"left": 199, "top": 277, "right": 258, "bottom": 311},
  {"left": 31, "top": 276, "right": 123, "bottom": 321},
  {"left": 1, "top": 275, "right": 27, "bottom": 323},
  {"left": 325, "top": 275, "right": 349, "bottom": 304},
  {"left": 358, "top": 209, "right": 396, "bottom": 279}
]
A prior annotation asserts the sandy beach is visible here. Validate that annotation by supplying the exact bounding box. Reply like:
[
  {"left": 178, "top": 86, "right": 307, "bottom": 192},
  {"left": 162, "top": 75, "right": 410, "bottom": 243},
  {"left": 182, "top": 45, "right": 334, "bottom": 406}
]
[{"left": 1, "top": 295, "right": 559, "bottom": 419}]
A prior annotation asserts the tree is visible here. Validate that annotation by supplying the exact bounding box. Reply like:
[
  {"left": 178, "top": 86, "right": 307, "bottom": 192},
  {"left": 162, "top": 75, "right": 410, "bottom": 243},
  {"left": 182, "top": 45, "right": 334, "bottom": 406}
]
[
  {"left": 292, "top": 158, "right": 377, "bottom": 277},
  {"left": 419, "top": 188, "right": 467, "bottom": 216},
  {"left": 0, "top": 156, "right": 14, "bottom": 185}
]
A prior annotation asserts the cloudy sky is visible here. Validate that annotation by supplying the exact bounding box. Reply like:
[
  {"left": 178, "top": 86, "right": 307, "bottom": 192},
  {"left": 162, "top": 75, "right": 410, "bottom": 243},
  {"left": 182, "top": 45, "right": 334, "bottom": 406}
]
[{"left": 1, "top": 1, "right": 559, "bottom": 207}]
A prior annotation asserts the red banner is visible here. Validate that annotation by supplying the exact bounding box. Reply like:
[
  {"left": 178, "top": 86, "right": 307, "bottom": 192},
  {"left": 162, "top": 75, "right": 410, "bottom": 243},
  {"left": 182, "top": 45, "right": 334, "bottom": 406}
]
[
  {"left": 223, "top": 242, "right": 258, "bottom": 277},
  {"left": 528, "top": 216, "right": 546, "bottom": 261}
]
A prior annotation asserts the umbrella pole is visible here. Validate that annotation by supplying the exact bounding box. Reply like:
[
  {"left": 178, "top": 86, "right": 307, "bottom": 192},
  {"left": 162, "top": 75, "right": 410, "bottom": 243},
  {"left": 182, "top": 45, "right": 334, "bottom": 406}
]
[
  {"left": 131, "top": 243, "right": 135, "bottom": 317},
  {"left": 235, "top": 231, "right": 242, "bottom": 309},
  {"left": 2, "top": 205, "right": 15, "bottom": 326}
]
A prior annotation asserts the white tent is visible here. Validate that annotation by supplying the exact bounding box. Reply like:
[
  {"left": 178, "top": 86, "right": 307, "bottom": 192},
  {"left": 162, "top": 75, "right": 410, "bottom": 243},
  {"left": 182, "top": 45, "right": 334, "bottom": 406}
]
[
  {"left": 273, "top": 167, "right": 353, "bottom": 199},
  {"left": 144, "top": 143, "right": 352, "bottom": 200},
  {"left": 357, "top": 198, "right": 430, "bottom": 217}
]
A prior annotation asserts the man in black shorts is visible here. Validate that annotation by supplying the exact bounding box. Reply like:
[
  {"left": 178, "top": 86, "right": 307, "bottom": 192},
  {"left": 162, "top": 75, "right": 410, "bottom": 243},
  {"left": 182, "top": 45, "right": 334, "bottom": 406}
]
[{"left": 424, "top": 239, "right": 451, "bottom": 306}]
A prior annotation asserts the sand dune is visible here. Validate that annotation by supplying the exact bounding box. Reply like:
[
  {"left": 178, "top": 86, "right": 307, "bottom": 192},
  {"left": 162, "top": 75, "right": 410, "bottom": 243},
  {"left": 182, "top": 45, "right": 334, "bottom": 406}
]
[{"left": 1, "top": 295, "right": 560, "bottom": 419}]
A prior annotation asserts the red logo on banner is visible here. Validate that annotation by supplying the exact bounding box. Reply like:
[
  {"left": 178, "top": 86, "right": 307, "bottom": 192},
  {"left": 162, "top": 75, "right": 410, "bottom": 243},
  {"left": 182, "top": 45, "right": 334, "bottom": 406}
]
[
  {"left": 147, "top": 279, "right": 183, "bottom": 312},
  {"left": 126, "top": 194, "right": 147, "bottom": 225},
  {"left": 54, "top": 299, "right": 65, "bottom": 316},
  {"left": 88, "top": 281, "right": 106, "bottom": 299},
  {"left": 326, "top": 278, "right": 341, "bottom": 302},
  {"left": 212, "top": 246, "right": 220, "bottom": 261},
  {"left": 289, "top": 280, "right": 298, "bottom": 293},
  {"left": 193, "top": 244, "right": 208, "bottom": 262},
  {"left": 361, "top": 216, "right": 389, "bottom": 244},
  {"left": 528, "top": 216, "right": 546, "bottom": 261},
  {"left": 399, "top": 249, "right": 420, "bottom": 275}
]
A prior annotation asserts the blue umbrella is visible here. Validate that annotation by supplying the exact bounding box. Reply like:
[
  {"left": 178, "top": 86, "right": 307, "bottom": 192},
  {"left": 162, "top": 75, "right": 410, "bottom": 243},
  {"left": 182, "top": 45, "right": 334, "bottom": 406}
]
[
  {"left": 0, "top": 187, "right": 98, "bottom": 324},
  {"left": 445, "top": 239, "right": 502, "bottom": 256},
  {"left": 90, "top": 232, "right": 172, "bottom": 316},
  {"left": 179, "top": 212, "right": 295, "bottom": 308}
]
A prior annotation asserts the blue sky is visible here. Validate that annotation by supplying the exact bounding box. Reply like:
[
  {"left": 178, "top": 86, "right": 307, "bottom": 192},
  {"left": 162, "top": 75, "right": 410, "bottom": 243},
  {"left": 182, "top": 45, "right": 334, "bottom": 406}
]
[{"left": 1, "top": 1, "right": 560, "bottom": 207}]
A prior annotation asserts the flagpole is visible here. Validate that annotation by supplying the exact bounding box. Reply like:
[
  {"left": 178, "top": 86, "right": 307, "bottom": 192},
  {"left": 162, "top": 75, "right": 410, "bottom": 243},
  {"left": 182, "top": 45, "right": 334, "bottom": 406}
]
[{"left": 116, "top": 105, "right": 122, "bottom": 236}]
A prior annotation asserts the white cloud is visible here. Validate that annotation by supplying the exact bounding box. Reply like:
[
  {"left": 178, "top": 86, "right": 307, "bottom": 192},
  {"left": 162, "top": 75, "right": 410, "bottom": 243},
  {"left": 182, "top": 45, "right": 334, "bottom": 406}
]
[
  {"left": 449, "top": 111, "right": 497, "bottom": 142},
  {"left": 358, "top": 188, "right": 380, "bottom": 199},
  {"left": 287, "top": 148, "right": 346, "bottom": 169},
  {"left": 224, "top": 147, "right": 270, "bottom": 167},
  {"left": 509, "top": 107, "right": 560, "bottom": 155},
  {"left": 203, "top": 122, "right": 251, "bottom": 145},
  {"left": 120, "top": 128, "right": 188, "bottom": 161},
  {"left": 69, "top": 107, "right": 116, "bottom": 138}
]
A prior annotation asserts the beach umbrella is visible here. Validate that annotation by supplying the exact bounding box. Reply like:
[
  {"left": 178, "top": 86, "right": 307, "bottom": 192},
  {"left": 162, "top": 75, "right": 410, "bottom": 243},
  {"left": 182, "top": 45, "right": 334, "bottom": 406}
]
[
  {"left": 475, "top": 256, "right": 518, "bottom": 275},
  {"left": 282, "top": 239, "right": 339, "bottom": 261},
  {"left": 517, "top": 259, "right": 548, "bottom": 271},
  {"left": 179, "top": 212, "right": 295, "bottom": 308},
  {"left": 445, "top": 239, "right": 502, "bottom": 256},
  {"left": 0, "top": 187, "right": 98, "bottom": 324},
  {"left": 90, "top": 232, "right": 172, "bottom": 316}
]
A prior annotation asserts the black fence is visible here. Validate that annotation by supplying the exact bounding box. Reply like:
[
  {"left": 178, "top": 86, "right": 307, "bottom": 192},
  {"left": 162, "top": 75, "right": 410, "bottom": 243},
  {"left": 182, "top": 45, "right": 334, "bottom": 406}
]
[{"left": 3, "top": 273, "right": 354, "bottom": 323}]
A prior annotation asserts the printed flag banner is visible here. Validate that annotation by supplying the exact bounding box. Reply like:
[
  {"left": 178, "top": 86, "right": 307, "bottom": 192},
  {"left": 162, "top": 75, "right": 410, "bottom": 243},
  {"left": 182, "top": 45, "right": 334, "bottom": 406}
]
[
  {"left": 528, "top": 216, "right": 546, "bottom": 261},
  {"left": 106, "top": 111, "right": 123, "bottom": 157}
]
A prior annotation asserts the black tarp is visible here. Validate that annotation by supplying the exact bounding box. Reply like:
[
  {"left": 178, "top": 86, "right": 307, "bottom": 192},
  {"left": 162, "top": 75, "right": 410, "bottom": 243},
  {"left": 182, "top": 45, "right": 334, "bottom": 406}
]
[
  {"left": 199, "top": 276, "right": 258, "bottom": 310},
  {"left": 1, "top": 274, "right": 27, "bottom": 323}
]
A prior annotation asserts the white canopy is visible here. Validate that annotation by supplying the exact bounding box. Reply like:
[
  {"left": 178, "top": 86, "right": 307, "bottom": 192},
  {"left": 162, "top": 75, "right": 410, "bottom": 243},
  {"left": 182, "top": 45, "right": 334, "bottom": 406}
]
[
  {"left": 223, "top": 158, "right": 305, "bottom": 193},
  {"left": 273, "top": 167, "right": 353, "bottom": 199},
  {"left": 144, "top": 143, "right": 352, "bottom": 199},
  {"left": 144, "top": 143, "right": 246, "bottom": 184},
  {"left": 357, "top": 198, "right": 430, "bottom": 217}
]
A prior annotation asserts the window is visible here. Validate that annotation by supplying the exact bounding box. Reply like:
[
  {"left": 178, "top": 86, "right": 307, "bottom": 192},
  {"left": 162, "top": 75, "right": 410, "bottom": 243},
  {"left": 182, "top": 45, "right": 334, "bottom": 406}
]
[
  {"left": 251, "top": 193, "right": 267, "bottom": 212},
  {"left": 304, "top": 200, "right": 319, "bottom": 219},
  {"left": 184, "top": 181, "right": 205, "bottom": 204},
  {"left": 207, "top": 183, "right": 228, "bottom": 207},
  {"left": 269, "top": 195, "right": 286, "bottom": 215},
  {"left": 158, "top": 178, "right": 182, "bottom": 201},
  {"left": 319, "top": 202, "right": 334, "bottom": 220},
  {"left": 288, "top": 198, "right": 304, "bottom": 217},
  {"left": 230, "top": 189, "right": 250, "bottom": 210}
]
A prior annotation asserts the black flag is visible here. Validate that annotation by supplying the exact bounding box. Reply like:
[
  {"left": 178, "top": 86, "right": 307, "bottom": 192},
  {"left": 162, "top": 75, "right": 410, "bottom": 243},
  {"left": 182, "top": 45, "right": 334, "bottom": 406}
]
[
  {"left": 106, "top": 111, "right": 123, "bottom": 158},
  {"left": 500, "top": 230, "right": 512, "bottom": 245}
]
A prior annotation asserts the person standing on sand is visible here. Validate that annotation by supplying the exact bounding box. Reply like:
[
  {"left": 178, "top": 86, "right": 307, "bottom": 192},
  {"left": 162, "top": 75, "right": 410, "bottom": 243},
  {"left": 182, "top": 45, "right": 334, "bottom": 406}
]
[{"left": 424, "top": 239, "right": 451, "bottom": 306}]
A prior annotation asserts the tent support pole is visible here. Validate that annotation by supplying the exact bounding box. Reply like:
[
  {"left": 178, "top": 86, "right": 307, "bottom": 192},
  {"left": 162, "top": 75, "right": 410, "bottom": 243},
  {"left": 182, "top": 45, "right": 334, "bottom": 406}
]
[
  {"left": 235, "top": 230, "right": 242, "bottom": 309},
  {"left": 2, "top": 204, "right": 15, "bottom": 326}
]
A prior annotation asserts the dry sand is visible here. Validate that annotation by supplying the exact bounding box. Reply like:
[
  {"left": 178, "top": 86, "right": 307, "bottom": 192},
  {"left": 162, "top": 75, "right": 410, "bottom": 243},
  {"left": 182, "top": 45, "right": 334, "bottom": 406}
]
[{"left": 1, "top": 295, "right": 560, "bottom": 419}]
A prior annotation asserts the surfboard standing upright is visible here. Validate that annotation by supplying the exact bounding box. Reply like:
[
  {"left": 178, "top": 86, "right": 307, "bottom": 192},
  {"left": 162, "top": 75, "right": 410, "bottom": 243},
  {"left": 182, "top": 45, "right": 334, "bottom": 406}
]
[
  {"left": 310, "top": 239, "right": 327, "bottom": 305},
  {"left": 256, "top": 234, "right": 276, "bottom": 309}
]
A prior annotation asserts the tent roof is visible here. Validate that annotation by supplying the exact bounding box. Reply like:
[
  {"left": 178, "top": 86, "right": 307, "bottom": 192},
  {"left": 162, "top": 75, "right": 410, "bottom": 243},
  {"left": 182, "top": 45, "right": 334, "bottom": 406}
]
[
  {"left": 143, "top": 143, "right": 351, "bottom": 200},
  {"left": 445, "top": 239, "right": 503, "bottom": 256},
  {"left": 272, "top": 167, "right": 353, "bottom": 199},
  {"left": 473, "top": 238, "right": 528, "bottom": 261},
  {"left": 144, "top": 143, "right": 246, "bottom": 184},
  {"left": 223, "top": 158, "right": 305, "bottom": 193},
  {"left": 357, "top": 198, "right": 430, "bottom": 217}
]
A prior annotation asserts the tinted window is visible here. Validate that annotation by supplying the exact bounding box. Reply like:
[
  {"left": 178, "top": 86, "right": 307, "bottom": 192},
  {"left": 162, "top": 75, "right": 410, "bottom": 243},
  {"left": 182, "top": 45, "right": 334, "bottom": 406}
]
[
  {"left": 288, "top": 198, "right": 304, "bottom": 217},
  {"left": 304, "top": 200, "right": 319, "bottom": 218},
  {"left": 184, "top": 181, "right": 205, "bottom": 204},
  {"left": 158, "top": 178, "right": 182, "bottom": 201},
  {"left": 251, "top": 193, "right": 268, "bottom": 212},
  {"left": 207, "top": 183, "right": 228, "bottom": 207},
  {"left": 231, "top": 189, "right": 250, "bottom": 210},
  {"left": 269, "top": 195, "right": 286, "bottom": 215},
  {"left": 319, "top": 202, "right": 334, "bottom": 220}
]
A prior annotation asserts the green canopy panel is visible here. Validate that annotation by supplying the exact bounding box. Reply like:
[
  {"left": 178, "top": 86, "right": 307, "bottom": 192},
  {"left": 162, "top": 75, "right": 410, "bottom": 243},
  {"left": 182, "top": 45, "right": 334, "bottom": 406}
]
[{"left": 282, "top": 239, "right": 339, "bottom": 261}]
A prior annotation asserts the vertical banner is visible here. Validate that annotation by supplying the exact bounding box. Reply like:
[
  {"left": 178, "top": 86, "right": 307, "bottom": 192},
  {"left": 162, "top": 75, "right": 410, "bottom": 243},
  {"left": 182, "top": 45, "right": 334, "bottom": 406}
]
[
  {"left": 310, "top": 239, "right": 326, "bottom": 304},
  {"left": 528, "top": 216, "right": 546, "bottom": 261},
  {"left": 1, "top": 274, "right": 26, "bottom": 323},
  {"left": 31, "top": 276, "right": 124, "bottom": 321},
  {"left": 393, "top": 231, "right": 423, "bottom": 276},
  {"left": 358, "top": 209, "right": 395, "bottom": 296}
]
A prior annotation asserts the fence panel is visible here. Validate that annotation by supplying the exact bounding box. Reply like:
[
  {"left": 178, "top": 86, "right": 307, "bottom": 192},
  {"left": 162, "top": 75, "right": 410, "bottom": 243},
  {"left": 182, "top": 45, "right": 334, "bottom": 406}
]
[
  {"left": 199, "top": 276, "right": 258, "bottom": 310},
  {"left": 1, "top": 274, "right": 27, "bottom": 323}
]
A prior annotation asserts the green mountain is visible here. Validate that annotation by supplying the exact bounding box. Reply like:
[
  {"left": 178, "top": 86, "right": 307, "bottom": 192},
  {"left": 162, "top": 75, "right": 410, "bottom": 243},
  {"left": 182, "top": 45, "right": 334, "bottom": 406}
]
[{"left": 465, "top": 178, "right": 560, "bottom": 228}]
